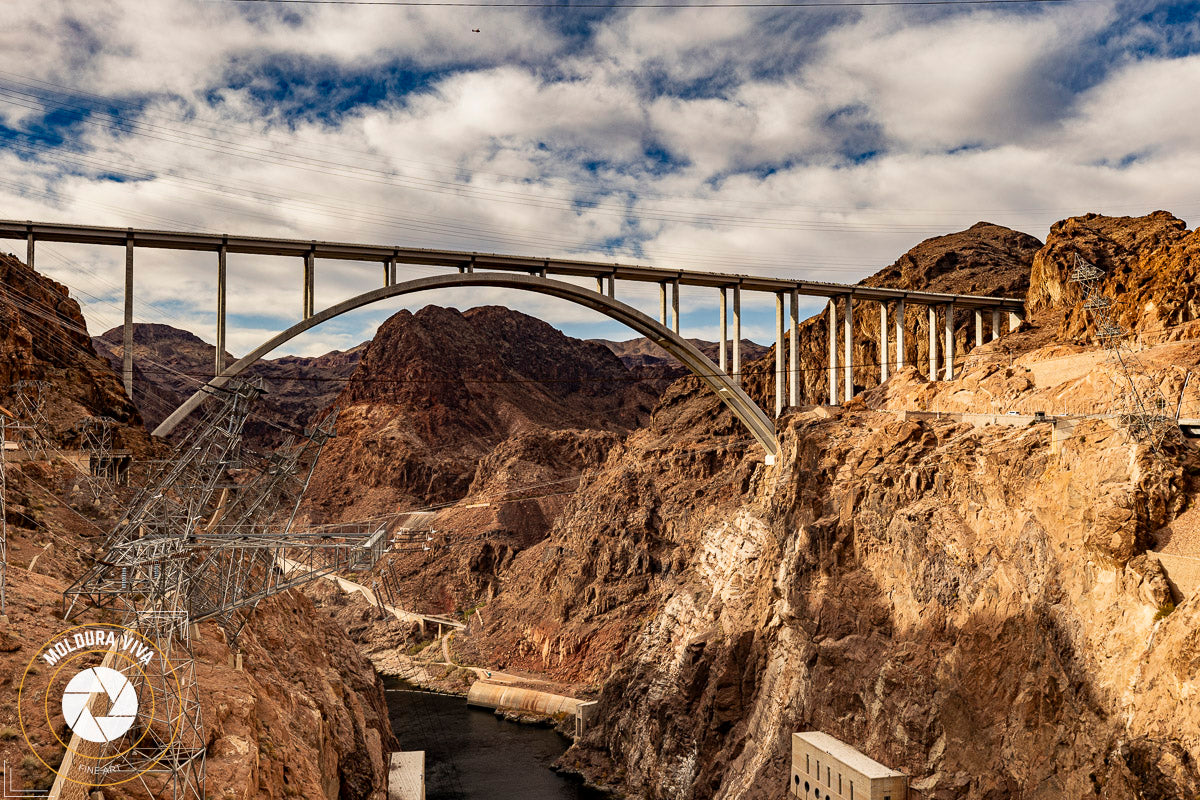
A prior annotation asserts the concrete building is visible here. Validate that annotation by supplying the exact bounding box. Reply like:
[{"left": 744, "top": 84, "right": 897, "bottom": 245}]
[{"left": 790, "top": 732, "right": 907, "bottom": 800}]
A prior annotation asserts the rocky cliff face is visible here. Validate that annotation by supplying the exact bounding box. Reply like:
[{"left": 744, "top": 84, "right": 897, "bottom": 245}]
[
  {"left": 468, "top": 361, "right": 1198, "bottom": 800},
  {"left": 0, "top": 253, "right": 146, "bottom": 449},
  {"left": 0, "top": 254, "right": 394, "bottom": 799},
  {"left": 425, "top": 217, "right": 1200, "bottom": 800}
]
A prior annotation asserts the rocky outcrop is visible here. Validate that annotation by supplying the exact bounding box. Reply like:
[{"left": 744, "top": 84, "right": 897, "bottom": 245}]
[
  {"left": 303, "top": 304, "right": 656, "bottom": 521},
  {"left": 93, "top": 322, "right": 364, "bottom": 446},
  {"left": 0, "top": 253, "right": 147, "bottom": 450},
  {"left": 1026, "top": 211, "right": 1200, "bottom": 342}
]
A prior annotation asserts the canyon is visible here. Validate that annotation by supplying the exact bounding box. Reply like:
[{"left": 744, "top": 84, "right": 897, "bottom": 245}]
[{"left": 2, "top": 211, "right": 1199, "bottom": 799}]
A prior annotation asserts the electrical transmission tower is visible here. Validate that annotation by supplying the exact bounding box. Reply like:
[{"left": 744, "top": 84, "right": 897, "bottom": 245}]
[
  {"left": 62, "top": 381, "right": 393, "bottom": 800},
  {"left": 1069, "top": 254, "right": 1174, "bottom": 449}
]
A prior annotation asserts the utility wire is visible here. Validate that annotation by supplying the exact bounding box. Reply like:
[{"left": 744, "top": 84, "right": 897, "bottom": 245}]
[{"left": 214, "top": 0, "right": 1080, "bottom": 6}]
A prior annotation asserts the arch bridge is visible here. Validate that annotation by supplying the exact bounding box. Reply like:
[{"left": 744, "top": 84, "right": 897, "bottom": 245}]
[{"left": 1, "top": 220, "right": 1027, "bottom": 459}]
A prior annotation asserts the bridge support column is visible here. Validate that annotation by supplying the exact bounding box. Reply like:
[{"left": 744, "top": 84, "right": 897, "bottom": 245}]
[
  {"left": 303, "top": 249, "right": 315, "bottom": 320},
  {"left": 974, "top": 308, "right": 983, "bottom": 349},
  {"left": 671, "top": 280, "right": 680, "bottom": 334},
  {"left": 732, "top": 286, "right": 741, "bottom": 386},
  {"left": 607, "top": 276, "right": 615, "bottom": 298},
  {"left": 945, "top": 302, "right": 956, "bottom": 380},
  {"left": 719, "top": 287, "right": 728, "bottom": 373},
  {"left": 789, "top": 290, "right": 799, "bottom": 407},
  {"left": 1008, "top": 310, "right": 1021, "bottom": 332},
  {"left": 384, "top": 258, "right": 396, "bottom": 288},
  {"left": 895, "top": 300, "right": 905, "bottom": 370},
  {"left": 216, "top": 244, "right": 227, "bottom": 377},
  {"left": 992, "top": 308, "right": 1001, "bottom": 341},
  {"left": 599, "top": 276, "right": 606, "bottom": 294},
  {"left": 775, "top": 293, "right": 785, "bottom": 417},
  {"left": 879, "top": 301, "right": 889, "bottom": 383},
  {"left": 25, "top": 230, "right": 33, "bottom": 269},
  {"left": 927, "top": 305, "right": 938, "bottom": 381},
  {"left": 827, "top": 299, "right": 838, "bottom": 405},
  {"left": 123, "top": 234, "right": 134, "bottom": 398},
  {"left": 843, "top": 294, "right": 854, "bottom": 401},
  {"left": 658, "top": 282, "right": 666, "bottom": 325}
]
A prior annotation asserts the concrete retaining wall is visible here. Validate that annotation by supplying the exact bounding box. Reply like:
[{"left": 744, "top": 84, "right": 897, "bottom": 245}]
[{"left": 466, "top": 681, "right": 584, "bottom": 718}]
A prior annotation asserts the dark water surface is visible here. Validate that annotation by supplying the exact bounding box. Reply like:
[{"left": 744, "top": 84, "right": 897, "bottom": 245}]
[{"left": 384, "top": 676, "right": 609, "bottom": 800}]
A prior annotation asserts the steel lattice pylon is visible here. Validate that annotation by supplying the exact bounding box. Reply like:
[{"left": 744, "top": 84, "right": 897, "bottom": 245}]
[
  {"left": 1069, "top": 253, "right": 1174, "bottom": 449},
  {"left": 62, "top": 381, "right": 393, "bottom": 799}
]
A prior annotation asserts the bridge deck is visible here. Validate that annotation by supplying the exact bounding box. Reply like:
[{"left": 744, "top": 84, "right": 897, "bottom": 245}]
[{"left": 0, "top": 219, "right": 1023, "bottom": 309}]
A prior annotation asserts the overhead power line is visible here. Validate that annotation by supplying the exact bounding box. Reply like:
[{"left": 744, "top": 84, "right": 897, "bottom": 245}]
[{"left": 212, "top": 0, "right": 1079, "bottom": 6}]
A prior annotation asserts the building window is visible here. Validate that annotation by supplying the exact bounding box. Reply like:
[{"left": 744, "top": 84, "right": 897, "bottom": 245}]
[
  {"left": 804, "top": 782, "right": 809, "bottom": 793},
  {"left": 806, "top": 754, "right": 810, "bottom": 774},
  {"left": 794, "top": 775, "right": 799, "bottom": 787},
  {"left": 850, "top": 783, "right": 854, "bottom": 799},
  {"left": 827, "top": 767, "right": 830, "bottom": 786},
  {"left": 838, "top": 774, "right": 842, "bottom": 793}
]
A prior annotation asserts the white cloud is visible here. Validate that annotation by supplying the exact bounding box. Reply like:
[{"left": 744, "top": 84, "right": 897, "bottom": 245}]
[{"left": 0, "top": 0, "right": 1196, "bottom": 360}]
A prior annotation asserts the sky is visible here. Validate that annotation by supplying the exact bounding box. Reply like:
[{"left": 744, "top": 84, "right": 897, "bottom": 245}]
[{"left": 0, "top": 0, "right": 1197, "bottom": 362}]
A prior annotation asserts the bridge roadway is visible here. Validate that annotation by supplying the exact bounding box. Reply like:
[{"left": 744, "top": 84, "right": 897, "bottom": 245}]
[{"left": 1, "top": 219, "right": 1027, "bottom": 458}]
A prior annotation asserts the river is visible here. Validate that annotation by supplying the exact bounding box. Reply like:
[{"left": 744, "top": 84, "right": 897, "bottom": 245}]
[{"left": 384, "top": 677, "right": 610, "bottom": 800}]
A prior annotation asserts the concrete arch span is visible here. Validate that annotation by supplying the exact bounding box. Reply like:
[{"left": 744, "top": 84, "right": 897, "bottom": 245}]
[{"left": 152, "top": 272, "right": 779, "bottom": 457}]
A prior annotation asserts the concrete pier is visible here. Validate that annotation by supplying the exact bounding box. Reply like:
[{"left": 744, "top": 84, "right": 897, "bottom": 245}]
[
  {"left": 879, "top": 302, "right": 889, "bottom": 383},
  {"left": 895, "top": 299, "right": 905, "bottom": 370},
  {"left": 303, "top": 249, "right": 315, "bottom": 319},
  {"left": 945, "top": 302, "right": 956, "bottom": 380},
  {"left": 827, "top": 299, "right": 838, "bottom": 405},
  {"left": 719, "top": 287, "right": 728, "bottom": 373},
  {"left": 775, "top": 292, "right": 785, "bottom": 416},
  {"left": 732, "top": 285, "right": 741, "bottom": 386},
  {"left": 993, "top": 307, "right": 1001, "bottom": 341},
  {"left": 123, "top": 234, "right": 134, "bottom": 398},
  {"left": 842, "top": 295, "right": 853, "bottom": 401},
  {"left": 788, "top": 290, "right": 799, "bottom": 407},
  {"left": 216, "top": 244, "right": 227, "bottom": 376},
  {"left": 926, "top": 305, "right": 937, "bottom": 380}
]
